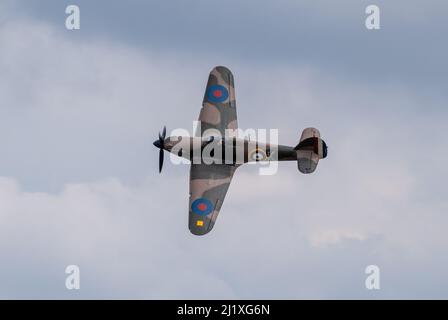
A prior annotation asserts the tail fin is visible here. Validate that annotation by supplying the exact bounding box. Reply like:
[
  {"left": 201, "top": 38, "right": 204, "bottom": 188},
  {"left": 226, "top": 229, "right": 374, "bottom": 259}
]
[{"left": 294, "top": 128, "right": 327, "bottom": 174}]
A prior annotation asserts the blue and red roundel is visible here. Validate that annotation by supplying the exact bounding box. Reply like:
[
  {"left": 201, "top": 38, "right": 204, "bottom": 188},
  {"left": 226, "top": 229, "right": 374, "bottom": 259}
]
[
  {"left": 206, "top": 85, "right": 229, "bottom": 103},
  {"left": 191, "top": 198, "right": 214, "bottom": 215}
]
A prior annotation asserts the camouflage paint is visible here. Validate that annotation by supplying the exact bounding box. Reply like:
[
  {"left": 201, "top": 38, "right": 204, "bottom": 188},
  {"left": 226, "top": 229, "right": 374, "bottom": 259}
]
[{"left": 155, "top": 66, "right": 327, "bottom": 235}]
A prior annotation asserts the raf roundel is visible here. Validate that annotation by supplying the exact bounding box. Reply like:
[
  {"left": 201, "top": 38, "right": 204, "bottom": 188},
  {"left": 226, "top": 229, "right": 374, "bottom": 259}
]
[
  {"left": 191, "top": 198, "right": 214, "bottom": 216},
  {"left": 249, "top": 148, "right": 267, "bottom": 161},
  {"left": 206, "top": 85, "right": 229, "bottom": 103}
]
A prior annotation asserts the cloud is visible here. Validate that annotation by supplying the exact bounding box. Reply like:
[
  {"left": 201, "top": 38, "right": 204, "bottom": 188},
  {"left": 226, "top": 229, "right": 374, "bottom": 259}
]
[
  {"left": 0, "top": 18, "right": 210, "bottom": 190},
  {"left": 0, "top": 13, "right": 448, "bottom": 299},
  {"left": 10, "top": 0, "right": 448, "bottom": 95}
]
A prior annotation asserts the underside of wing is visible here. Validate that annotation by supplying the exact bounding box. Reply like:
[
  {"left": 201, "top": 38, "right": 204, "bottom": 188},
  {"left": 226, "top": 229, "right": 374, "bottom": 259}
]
[
  {"left": 189, "top": 164, "right": 236, "bottom": 236},
  {"left": 196, "top": 66, "right": 237, "bottom": 138}
]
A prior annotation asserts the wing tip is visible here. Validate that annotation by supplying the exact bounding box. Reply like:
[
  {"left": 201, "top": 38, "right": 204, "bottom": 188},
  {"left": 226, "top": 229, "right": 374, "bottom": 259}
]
[
  {"left": 212, "top": 65, "right": 233, "bottom": 76},
  {"left": 189, "top": 227, "right": 213, "bottom": 236},
  {"left": 189, "top": 218, "right": 216, "bottom": 236}
]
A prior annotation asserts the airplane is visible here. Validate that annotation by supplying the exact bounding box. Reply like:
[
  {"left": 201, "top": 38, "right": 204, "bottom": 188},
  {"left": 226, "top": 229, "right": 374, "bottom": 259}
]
[{"left": 153, "top": 66, "right": 328, "bottom": 236}]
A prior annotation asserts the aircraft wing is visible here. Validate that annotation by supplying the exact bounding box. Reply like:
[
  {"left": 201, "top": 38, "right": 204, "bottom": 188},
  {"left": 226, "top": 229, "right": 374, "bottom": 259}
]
[
  {"left": 189, "top": 164, "right": 236, "bottom": 235},
  {"left": 196, "top": 66, "right": 237, "bottom": 138}
]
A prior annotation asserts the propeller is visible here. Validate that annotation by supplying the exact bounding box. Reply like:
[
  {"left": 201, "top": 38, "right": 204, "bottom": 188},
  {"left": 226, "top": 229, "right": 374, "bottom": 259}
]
[{"left": 153, "top": 126, "right": 166, "bottom": 173}]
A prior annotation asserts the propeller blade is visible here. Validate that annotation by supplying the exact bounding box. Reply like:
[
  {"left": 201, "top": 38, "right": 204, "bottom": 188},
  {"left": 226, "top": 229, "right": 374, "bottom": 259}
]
[
  {"left": 155, "top": 126, "right": 166, "bottom": 173},
  {"left": 159, "top": 126, "right": 167, "bottom": 141},
  {"left": 159, "top": 148, "right": 164, "bottom": 173}
]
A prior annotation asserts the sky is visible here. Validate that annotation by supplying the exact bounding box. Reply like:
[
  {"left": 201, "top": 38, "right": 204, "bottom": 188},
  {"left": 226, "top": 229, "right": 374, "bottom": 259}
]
[{"left": 0, "top": 0, "right": 447, "bottom": 299}]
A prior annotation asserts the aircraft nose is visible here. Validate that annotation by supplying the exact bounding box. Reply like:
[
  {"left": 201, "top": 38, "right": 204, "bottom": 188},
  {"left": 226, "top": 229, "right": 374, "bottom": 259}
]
[{"left": 153, "top": 139, "right": 162, "bottom": 149}]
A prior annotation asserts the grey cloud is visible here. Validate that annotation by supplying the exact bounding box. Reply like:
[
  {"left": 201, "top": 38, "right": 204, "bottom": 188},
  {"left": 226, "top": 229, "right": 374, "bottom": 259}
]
[
  {"left": 7, "top": 0, "right": 448, "bottom": 94},
  {"left": 0, "top": 7, "right": 448, "bottom": 299}
]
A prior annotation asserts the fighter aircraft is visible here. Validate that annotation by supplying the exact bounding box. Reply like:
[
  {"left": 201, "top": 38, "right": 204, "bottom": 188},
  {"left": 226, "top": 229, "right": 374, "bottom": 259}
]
[{"left": 153, "top": 66, "right": 327, "bottom": 236}]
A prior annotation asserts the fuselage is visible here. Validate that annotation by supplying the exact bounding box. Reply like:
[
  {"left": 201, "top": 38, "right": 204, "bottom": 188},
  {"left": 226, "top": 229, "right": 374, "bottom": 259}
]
[{"left": 162, "top": 136, "right": 297, "bottom": 165}]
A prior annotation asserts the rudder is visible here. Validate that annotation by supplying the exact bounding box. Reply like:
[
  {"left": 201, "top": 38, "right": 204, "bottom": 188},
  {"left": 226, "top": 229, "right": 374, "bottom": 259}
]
[{"left": 294, "top": 128, "right": 327, "bottom": 174}]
